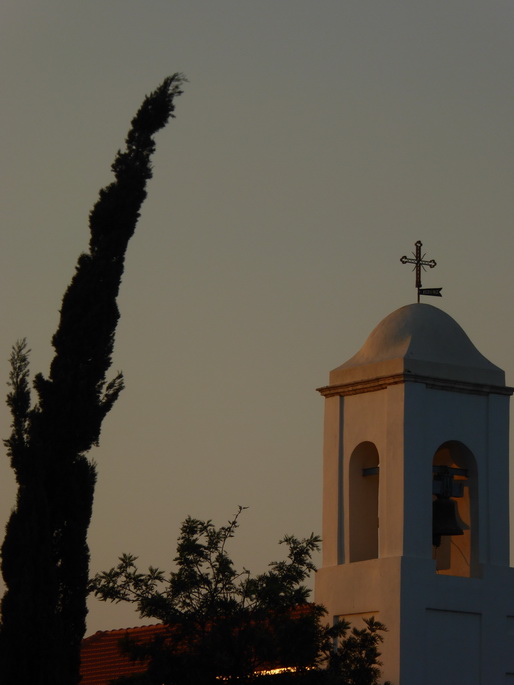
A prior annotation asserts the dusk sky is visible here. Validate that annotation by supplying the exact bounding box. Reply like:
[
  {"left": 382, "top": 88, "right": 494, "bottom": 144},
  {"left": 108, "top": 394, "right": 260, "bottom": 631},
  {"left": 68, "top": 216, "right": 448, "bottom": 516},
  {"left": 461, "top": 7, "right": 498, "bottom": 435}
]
[{"left": 1, "top": 1, "right": 514, "bottom": 634}]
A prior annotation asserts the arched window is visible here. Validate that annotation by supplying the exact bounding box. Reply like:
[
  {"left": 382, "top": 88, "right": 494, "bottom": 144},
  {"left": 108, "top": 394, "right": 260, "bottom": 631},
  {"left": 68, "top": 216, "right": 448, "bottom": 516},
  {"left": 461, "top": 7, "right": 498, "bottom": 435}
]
[
  {"left": 349, "top": 442, "right": 379, "bottom": 562},
  {"left": 432, "top": 441, "right": 478, "bottom": 578}
]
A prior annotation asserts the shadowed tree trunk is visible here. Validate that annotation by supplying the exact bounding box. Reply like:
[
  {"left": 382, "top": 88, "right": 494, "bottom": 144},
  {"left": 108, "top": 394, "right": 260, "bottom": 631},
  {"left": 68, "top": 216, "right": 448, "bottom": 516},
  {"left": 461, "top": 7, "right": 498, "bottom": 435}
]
[{"left": 0, "top": 74, "right": 184, "bottom": 685}]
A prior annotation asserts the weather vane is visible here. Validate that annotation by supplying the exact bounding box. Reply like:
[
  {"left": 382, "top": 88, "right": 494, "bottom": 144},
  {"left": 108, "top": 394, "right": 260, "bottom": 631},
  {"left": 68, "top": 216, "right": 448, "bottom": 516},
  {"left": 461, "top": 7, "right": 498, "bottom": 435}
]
[{"left": 400, "top": 240, "right": 442, "bottom": 303}]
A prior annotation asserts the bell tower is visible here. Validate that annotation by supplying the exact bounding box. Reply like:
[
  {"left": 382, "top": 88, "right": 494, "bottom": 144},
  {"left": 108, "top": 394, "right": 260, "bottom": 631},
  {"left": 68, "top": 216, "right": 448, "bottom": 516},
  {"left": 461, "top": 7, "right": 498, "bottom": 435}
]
[{"left": 315, "top": 303, "right": 514, "bottom": 684}]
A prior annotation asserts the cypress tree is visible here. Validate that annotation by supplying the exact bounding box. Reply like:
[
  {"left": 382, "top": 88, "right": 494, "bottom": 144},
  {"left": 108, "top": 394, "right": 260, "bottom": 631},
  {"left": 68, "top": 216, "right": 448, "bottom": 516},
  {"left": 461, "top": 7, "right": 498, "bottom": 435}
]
[{"left": 0, "top": 74, "right": 184, "bottom": 685}]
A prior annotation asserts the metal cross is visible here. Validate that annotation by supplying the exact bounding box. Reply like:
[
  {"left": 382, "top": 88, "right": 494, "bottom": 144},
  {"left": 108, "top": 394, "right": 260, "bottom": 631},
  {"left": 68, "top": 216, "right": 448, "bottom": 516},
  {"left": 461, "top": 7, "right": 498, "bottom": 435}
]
[{"left": 400, "top": 240, "right": 437, "bottom": 303}]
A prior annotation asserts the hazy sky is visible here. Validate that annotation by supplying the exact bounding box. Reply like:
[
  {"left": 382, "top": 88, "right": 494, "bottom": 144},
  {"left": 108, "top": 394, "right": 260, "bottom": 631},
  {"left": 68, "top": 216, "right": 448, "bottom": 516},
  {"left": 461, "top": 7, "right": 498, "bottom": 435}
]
[{"left": 1, "top": 1, "right": 514, "bottom": 634}]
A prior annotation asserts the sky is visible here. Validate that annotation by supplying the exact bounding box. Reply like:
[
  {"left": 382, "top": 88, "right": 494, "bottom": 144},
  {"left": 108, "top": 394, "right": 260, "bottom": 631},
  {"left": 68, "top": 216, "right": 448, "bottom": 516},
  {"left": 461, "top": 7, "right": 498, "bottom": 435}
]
[{"left": 1, "top": 0, "right": 514, "bottom": 635}]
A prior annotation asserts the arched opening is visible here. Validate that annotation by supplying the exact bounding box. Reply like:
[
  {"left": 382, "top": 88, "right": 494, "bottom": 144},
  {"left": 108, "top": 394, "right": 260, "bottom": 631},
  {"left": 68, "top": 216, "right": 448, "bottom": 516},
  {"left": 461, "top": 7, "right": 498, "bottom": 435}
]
[
  {"left": 432, "top": 441, "right": 478, "bottom": 578},
  {"left": 349, "top": 442, "right": 379, "bottom": 562}
]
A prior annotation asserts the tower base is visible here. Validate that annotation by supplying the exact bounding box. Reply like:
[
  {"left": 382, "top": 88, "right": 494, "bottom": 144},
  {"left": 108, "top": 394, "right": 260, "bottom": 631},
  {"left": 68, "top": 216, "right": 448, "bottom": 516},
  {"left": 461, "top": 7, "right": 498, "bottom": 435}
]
[{"left": 316, "top": 557, "right": 514, "bottom": 684}]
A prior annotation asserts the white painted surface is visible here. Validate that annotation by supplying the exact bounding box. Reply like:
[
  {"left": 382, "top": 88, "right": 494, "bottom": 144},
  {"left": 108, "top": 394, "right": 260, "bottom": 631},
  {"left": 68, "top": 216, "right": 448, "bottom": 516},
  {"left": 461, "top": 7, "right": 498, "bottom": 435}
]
[{"left": 316, "top": 304, "right": 514, "bottom": 683}]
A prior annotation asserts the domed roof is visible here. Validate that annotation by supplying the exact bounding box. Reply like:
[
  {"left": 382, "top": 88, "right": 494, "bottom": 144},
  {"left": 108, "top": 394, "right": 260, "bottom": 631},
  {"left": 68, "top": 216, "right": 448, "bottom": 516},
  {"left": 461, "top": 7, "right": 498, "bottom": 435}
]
[{"left": 329, "top": 304, "right": 505, "bottom": 387}]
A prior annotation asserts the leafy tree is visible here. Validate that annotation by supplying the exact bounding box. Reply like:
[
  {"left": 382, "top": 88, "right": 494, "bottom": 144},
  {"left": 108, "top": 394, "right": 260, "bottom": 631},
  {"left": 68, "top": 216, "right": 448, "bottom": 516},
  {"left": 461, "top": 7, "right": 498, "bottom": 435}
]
[
  {"left": 90, "top": 508, "right": 389, "bottom": 684},
  {"left": 323, "top": 618, "right": 391, "bottom": 685},
  {"left": 0, "top": 74, "right": 184, "bottom": 685}
]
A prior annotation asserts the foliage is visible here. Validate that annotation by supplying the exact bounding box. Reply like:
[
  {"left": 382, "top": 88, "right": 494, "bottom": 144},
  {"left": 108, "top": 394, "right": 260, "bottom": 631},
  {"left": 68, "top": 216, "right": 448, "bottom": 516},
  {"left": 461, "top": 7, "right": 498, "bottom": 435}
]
[
  {"left": 0, "top": 74, "right": 184, "bottom": 685},
  {"left": 324, "top": 617, "right": 391, "bottom": 685},
  {"left": 90, "top": 509, "right": 389, "bottom": 684}
]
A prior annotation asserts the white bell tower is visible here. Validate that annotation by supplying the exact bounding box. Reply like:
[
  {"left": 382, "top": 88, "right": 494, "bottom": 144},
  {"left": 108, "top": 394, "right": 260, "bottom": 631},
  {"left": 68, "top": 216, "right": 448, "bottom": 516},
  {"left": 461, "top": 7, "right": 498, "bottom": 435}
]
[{"left": 315, "top": 303, "right": 514, "bottom": 684}]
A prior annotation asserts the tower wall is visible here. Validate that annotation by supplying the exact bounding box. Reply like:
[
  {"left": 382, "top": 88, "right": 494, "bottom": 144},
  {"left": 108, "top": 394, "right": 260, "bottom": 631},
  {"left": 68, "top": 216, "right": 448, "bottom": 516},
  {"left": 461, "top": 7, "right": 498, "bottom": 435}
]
[{"left": 315, "top": 304, "right": 514, "bottom": 684}]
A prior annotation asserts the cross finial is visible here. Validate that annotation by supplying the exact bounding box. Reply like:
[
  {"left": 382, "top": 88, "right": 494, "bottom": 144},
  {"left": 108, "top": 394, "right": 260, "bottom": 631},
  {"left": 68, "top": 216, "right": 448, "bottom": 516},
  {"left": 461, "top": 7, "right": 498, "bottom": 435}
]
[{"left": 400, "top": 240, "right": 441, "bottom": 302}]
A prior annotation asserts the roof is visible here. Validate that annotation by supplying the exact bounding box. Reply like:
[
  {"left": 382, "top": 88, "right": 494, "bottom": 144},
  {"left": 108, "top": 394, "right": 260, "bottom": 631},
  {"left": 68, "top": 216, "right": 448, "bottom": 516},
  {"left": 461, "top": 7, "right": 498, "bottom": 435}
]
[
  {"left": 80, "top": 624, "right": 166, "bottom": 685},
  {"left": 80, "top": 606, "right": 316, "bottom": 684},
  {"left": 329, "top": 303, "right": 505, "bottom": 387}
]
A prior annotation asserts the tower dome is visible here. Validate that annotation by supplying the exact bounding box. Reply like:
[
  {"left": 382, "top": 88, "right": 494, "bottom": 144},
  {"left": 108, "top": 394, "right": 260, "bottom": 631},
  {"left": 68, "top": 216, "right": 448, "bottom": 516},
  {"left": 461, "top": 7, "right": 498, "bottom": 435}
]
[{"left": 330, "top": 303, "right": 504, "bottom": 387}]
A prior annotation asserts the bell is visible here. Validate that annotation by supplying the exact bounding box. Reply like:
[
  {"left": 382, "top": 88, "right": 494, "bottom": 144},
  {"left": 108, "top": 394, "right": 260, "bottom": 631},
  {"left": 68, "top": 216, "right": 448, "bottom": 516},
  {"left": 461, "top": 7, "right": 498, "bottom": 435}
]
[{"left": 432, "top": 497, "right": 464, "bottom": 547}]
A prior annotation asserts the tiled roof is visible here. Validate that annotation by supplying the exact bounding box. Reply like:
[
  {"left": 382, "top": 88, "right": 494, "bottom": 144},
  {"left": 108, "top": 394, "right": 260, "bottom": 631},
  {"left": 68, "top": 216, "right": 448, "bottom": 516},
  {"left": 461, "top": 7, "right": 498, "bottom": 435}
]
[
  {"left": 80, "top": 605, "right": 314, "bottom": 684},
  {"left": 80, "top": 624, "right": 166, "bottom": 685}
]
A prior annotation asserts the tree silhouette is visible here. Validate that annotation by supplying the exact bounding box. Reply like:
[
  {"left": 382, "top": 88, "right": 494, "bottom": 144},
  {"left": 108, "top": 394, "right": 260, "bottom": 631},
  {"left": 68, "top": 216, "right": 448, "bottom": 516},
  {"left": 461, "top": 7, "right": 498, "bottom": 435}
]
[
  {"left": 90, "top": 509, "right": 389, "bottom": 684},
  {"left": 0, "top": 74, "right": 184, "bottom": 685}
]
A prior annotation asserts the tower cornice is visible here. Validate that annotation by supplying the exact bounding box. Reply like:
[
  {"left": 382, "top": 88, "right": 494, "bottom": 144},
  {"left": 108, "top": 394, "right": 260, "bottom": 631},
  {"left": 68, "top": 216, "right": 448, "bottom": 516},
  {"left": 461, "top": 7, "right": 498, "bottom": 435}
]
[{"left": 317, "top": 373, "right": 514, "bottom": 398}]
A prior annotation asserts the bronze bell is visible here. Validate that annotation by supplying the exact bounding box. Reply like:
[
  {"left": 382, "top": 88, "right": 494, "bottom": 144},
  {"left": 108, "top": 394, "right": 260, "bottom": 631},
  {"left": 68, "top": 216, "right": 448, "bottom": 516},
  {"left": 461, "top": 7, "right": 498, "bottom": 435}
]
[{"left": 432, "top": 497, "right": 464, "bottom": 547}]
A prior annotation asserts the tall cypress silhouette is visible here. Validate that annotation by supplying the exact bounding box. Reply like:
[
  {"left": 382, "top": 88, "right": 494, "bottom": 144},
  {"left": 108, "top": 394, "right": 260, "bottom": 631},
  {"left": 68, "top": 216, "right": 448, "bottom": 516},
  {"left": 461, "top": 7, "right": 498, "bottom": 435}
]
[{"left": 0, "top": 74, "right": 184, "bottom": 685}]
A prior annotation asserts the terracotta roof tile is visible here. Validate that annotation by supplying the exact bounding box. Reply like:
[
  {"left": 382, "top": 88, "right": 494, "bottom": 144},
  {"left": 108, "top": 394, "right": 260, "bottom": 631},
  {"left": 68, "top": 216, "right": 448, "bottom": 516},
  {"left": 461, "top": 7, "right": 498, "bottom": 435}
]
[
  {"left": 80, "top": 624, "right": 166, "bottom": 685},
  {"left": 80, "top": 605, "right": 314, "bottom": 684}
]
